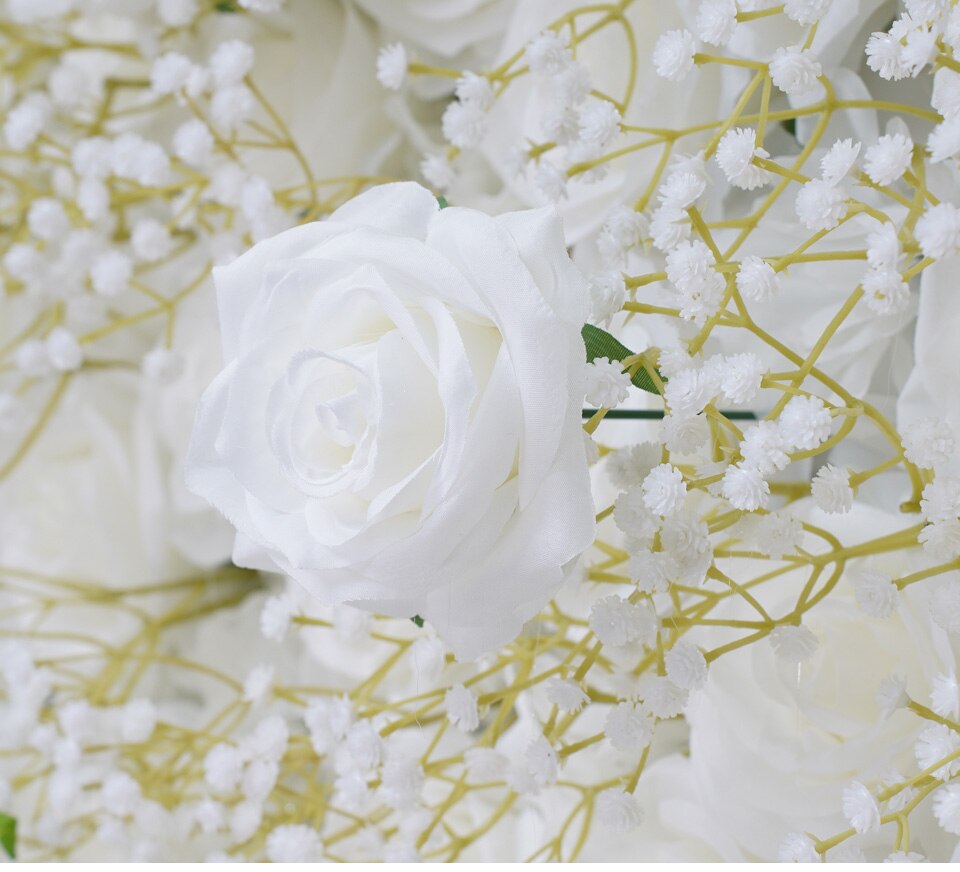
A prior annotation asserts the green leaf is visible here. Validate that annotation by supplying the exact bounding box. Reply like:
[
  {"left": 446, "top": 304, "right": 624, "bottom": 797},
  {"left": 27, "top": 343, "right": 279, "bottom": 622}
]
[
  {"left": 581, "top": 323, "right": 662, "bottom": 395},
  {"left": 436, "top": 196, "right": 449, "bottom": 209},
  {"left": 410, "top": 614, "right": 425, "bottom": 628},
  {"left": 0, "top": 813, "right": 16, "bottom": 860},
  {"left": 214, "top": 1, "right": 238, "bottom": 12}
]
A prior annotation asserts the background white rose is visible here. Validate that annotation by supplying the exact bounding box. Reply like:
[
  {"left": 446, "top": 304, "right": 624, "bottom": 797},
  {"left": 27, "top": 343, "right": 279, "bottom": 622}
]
[{"left": 187, "top": 181, "right": 595, "bottom": 658}]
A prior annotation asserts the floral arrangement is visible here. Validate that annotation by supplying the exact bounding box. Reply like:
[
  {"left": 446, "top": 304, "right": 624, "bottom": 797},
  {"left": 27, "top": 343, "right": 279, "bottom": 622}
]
[{"left": 2, "top": 0, "right": 960, "bottom": 863}]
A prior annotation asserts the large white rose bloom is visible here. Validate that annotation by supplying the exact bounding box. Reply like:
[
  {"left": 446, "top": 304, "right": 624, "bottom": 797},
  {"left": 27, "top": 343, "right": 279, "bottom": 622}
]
[{"left": 187, "top": 181, "right": 595, "bottom": 658}]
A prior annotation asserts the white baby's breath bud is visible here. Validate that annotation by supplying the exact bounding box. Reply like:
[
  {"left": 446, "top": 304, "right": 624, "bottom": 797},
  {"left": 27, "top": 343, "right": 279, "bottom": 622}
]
[
  {"left": 695, "top": 0, "right": 737, "bottom": 46},
  {"left": 173, "top": 119, "right": 215, "bottom": 168},
  {"left": 375, "top": 43, "right": 407, "bottom": 91},
  {"left": 820, "top": 138, "right": 861, "bottom": 184},
  {"left": 657, "top": 171, "right": 706, "bottom": 211},
  {"left": 795, "top": 179, "right": 847, "bottom": 231},
  {"left": 584, "top": 358, "right": 631, "bottom": 408},
  {"left": 100, "top": 771, "right": 141, "bottom": 816},
  {"left": 641, "top": 463, "right": 687, "bottom": 516},
  {"left": 664, "top": 642, "right": 708, "bottom": 690},
  {"left": 150, "top": 52, "right": 193, "bottom": 96},
  {"left": 721, "top": 462, "right": 770, "bottom": 511},
  {"left": 862, "top": 268, "right": 909, "bottom": 316},
  {"left": 778, "top": 832, "right": 820, "bottom": 863},
  {"left": 932, "top": 68, "right": 960, "bottom": 120},
  {"left": 211, "top": 84, "right": 255, "bottom": 133},
  {"left": 929, "top": 579, "right": 960, "bottom": 633},
  {"left": 266, "top": 824, "right": 322, "bottom": 863},
  {"left": 915, "top": 724, "right": 960, "bottom": 780},
  {"left": 259, "top": 594, "right": 294, "bottom": 642},
  {"left": 44, "top": 327, "right": 83, "bottom": 372},
  {"left": 866, "top": 31, "right": 909, "bottom": 81},
  {"left": 525, "top": 735, "right": 558, "bottom": 787},
  {"left": 719, "top": 352, "right": 763, "bottom": 404},
  {"left": 131, "top": 219, "right": 173, "bottom": 263},
  {"left": 778, "top": 395, "right": 832, "bottom": 451},
  {"left": 445, "top": 684, "right": 479, "bottom": 733},
  {"left": 741, "top": 422, "right": 790, "bottom": 474},
  {"left": 736, "top": 255, "right": 780, "bottom": 302},
  {"left": 210, "top": 40, "right": 255, "bottom": 87},
  {"left": 811, "top": 464, "right": 853, "bottom": 514},
  {"left": 441, "top": 100, "right": 486, "bottom": 149},
  {"left": 141, "top": 347, "right": 184, "bottom": 384},
  {"left": 769, "top": 45, "right": 822, "bottom": 96},
  {"left": 589, "top": 595, "right": 657, "bottom": 648},
  {"left": 864, "top": 133, "right": 914, "bottom": 186},
  {"left": 4, "top": 93, "right": 50, "bottom": 149},
  {"left": 204, "top": 743, "right": 244, "bottom": 793},
  {"left": 588, "top": 271, "right": 626, "bottom": 325},
  {"left": 903, "top": 417, "right": 955, "bottom": 469},
  {"left": 920, "top": 518, "right": 960, "bottom": 560},
  {"left": 242, "top": 664, "right": 274, "bottom": 705},
  {"left": 933, "top": 784, "right": 960, "bottom": 835},
  {"left": 545, "top": 678, "right": 588, "bottom": 713},
  {"left": 27, "top": 198, "right": 70, "bottom": 241},
  {"left": 524, "top": 31, "right": 572, "bottom": 76},
  {"left": 652, "top": 29, "right": 697, "bottom": 81},
  {"left": 157, "top": 0, "right": 198, "bottom": 26},
  {"left": 649, "top": 205, "right": 690, "bottom": 252},
  {"left": 928, "top": 117, "right": 960, "bottom": 163},
  {"left": 641, "top": 676, "right": 688, "bottom": 719},
  {"left": 915, "top": 202, "right": 960, "bottom": 259},
  {"left": 876, "top": 672, "right": 908, "bottom": 717},
  {"left": 920, "top": 475, "right": 960, "bottom": 523},
  {"left": 716, "top": 127, "right": 770, "bottom": 190},
  {"left": 930, "top": 673, "right": 960, "bottom": 720},
  {"left": 613, "top": 488, "right": 658, "bottom": 543},
  {"left": 854, "top": 569, "right": 899, "bottom": 618},
  {"left": 577, "top": 99, "right": 621, "bottom": 150},
  {"left": 754, "top": 511, "right": 804, "bottom": 559},
  {"left": 596, "top": 788, "right": 643, "bottom": 832},
  {"left": 607, "top": 442, "right": 661, "bottom": 490},
  {"left": 784, "top": 0, "right": 832, "bottom": 25},
  {"left": 769, "top": 625, "right": 818, "bottom": 664},
  {"left": 420, "top": 153, "right": 455, "bottom": 191},
  {"left": 91, "top": 250, "right": 132, "bottom": 297},
  {"left": 662, "top": 413, "right": 710, "bottom": 454},
  {"left": 842, "top": 781, "right": 881, "bottom": 834},
  {"left": 628, "top": 549, "right": 676, "bottom": 593},
  {"left": 605, "top": 702, "right": 654, "bottom": 752},
  {"left": 532, "top": 159, "right": 567, "bottom": 203}
]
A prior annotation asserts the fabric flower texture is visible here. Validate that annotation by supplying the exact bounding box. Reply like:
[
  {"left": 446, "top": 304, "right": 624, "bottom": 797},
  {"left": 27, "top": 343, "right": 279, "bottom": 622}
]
[{"left": 186, "top": 182, "right": 594, "bottom": 659}]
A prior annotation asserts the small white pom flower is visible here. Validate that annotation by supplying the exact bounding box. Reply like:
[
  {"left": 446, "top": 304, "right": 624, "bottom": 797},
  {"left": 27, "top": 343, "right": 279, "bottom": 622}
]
[
  {"left": 769, "top": 45, "right": 822, "bottom": 96},
  {"left": 420, "top": 153, "right": 455, "bottom": 191},
  {"left": 864, "top": 133, "right": 914, "bottom": 186},
  {"left": 854, "top": 570, "right": 899, "bottom": 618},
  {"left": 607, "top": 442, "right": 661, "bottom": 490},
  {"left": 662, "top": 413, "right": 710, "bottom": 454},
  {"left": 811, "top": 464, "right": 853, "bottom": 513},
  {"left": 441, "top": 100, "right": 487, "bottom": 149},
  {"left": 376, "top": 43, "right": 407, "bottom": 90},
  {"left": 930, "top": 579, "right": 960, "bottom": 633},
  {"left": 27, "top": 198, "right": 70, "bottom": 241},
  {"left": 652, "top": 29, "right": 697, "bottom": 81},
  {"left": 141, "top": 347, "right": 184, "bottom": 384},
  {"left": 915, "top": 723, "right": 960, "bottom": 780},
  {"left": 585, "top": 358, "right": 631, "bottom": 408},
  {"left": 454, "top": 72, "right": 493, "bottom": 110},
  {"left": 664, "top": 642, "right": 708, "bottom": 690},
  {"left": 933, "top": 68, "right": 960, "bottom": 120},
  {"left": 596, "top": 789, "right": 643, "bottom": 832},
  {"left": 754, "top": 511, "right": 804, "bottom": 559},
  {"left": 641, "top": 463, "right": 687, "bottom": 517},
  {"left": 266, "top": 824, "right": 322, "bottom": 863},
  {"left": 210, "top": 40, "right": 255, "bottom": 87},
  {"left": 589, "top": 596, "right": 657, "bottom": 648},
  {"left": 545, "top": 678, "right": 588, "bottom": 713},
  {"left": 380, "top": 757, "right": 424, "bottom": 810},
  {"left": 915, "top": 202, "right": 960, "bottom": 259},
  {"left": 862, "top": 268, "right": 909, "bottom": 316},
  {"left": 876, "top": 672, "right": 908, "bottom": 717},
  {"left": 44, "top": 327, "right": 83, "bottom": 372},
  {"left": 4, "top": 93, "right": 50, "bottom": 150},
  {"left": 657, "top": 171, "right": 706, "bottom": 210},
  {"left": 304, "top": 696, "right": 352, "bottom": 754},
  {"left": 605, "top": 702, "right": 654, "bottom": 752},
  {"left": 588, "top": 271, "right": 626, "bottom": 325},
  {"left": 211, "top": 84, "right": 255, "bottom": 133},
  {"left": 736, "top": 256, "right": 781, "bottom": 302},
  {"left": 695, "top": 0, "right": 737, "bottom": 46},
  {"left": 532, "top": 159, "right": 568, "bottom": 203},
  {"left": 597, "top": 205, "right": 647, "bottom": 262},
  {"left": 903, "top": 418, "right": 954, "bottom": 469},
  {"left": 770, "top": 625, "right": 818, "bottom": 664},
  {"left": 578, "top": 99, "right": 621, "bottom": 149},
  {"left": 445, "top": 684, "right": 479, "bottom": 732},
  {"left": 931, "top": 673, "right": 960, "bottom": 720},
  {"left": 101, "top": 771, "right": 141, "bottom": 816},
  {"left": 720, "top": 352, "right": 764, "bottom": 404},
  {"left": 259, "top": 594, "right": 294, "bottom": 642},
  {"left": 157, "top": 0, "right": 198, "bottom": 26},
  {"left": 920, "top": 519, "right": 960, "bottom": 560},
  {"left": 721, "top": 463, "right": 770, "bottom": 511},
  {"left": 641, "top": 677, "right": 689, "bottom": 719},
  {"left": 921, "top": 475, "right": 960, "bottom": 522},
  {"left": 928, "top": 118, "right": 960, "bottom": 163},
  {"left": 524, "top": 31, "right": 572, "bottom": 76},
  {"left": 131, "top": 219, "right": 173, "bottom": 263},
  {"left": 716, "top": 127, "right": 770, "bottom": 190},
  {"left": 933, "top": 783, "right": 960, "bottom": 834},
  {"left": 779, "top": 832, "right": 820, "bottom": 863},
  {"left": 649, "top": 205, "right": 690, "bottom": 252},
  {"left": 842, "top": 781, "right": 881, "bottom": 834},
  {"left": 204, "top": 743, "right": 244, "bottom": 793},
  {"left": 628, "top": 549, "right": 677, "bottom": 594},
  {"left": 784, "top": 0, "right": 832, "bottom": 25},
  {"left": 613, "top": 489, "right": 658, "bottom": 543},
  {"left": 242, "top": 664, "right": 274, "bottom": 705},
  {"left": 173, "top": 119, "right": 214, "bottom": 168},
  {"left": 90, "top": 250, "right": 132, "bottom": 296},
  {"left": 121, "top": 698, "right": 157, "bottom": 744},
  {"left": 795, "top": 179, "right": 847, "bottom": 231},
  {"left": 778, "top": 395, "right": 832, "bottom": 451},
  {"left": 865, "top": 30, "right": 909, "bottom": 80},
  {"left": 820, "top": 138, "right": 861, "bottom": 184},
  {"left": 525, "top": 735, "right": 559, "bottom": 787},
  {"left": 150, "top": 52, "right": 193, "bottom": 96}
]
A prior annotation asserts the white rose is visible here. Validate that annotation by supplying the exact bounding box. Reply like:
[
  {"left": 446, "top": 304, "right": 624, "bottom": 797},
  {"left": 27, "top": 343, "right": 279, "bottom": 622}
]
[{"left": 187, "top": 181, "right": 595, "bottom": 659}]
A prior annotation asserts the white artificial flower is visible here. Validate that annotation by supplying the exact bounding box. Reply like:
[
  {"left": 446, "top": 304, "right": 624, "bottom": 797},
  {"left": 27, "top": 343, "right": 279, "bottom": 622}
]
[
  {"left": 695, "top": 0, "right": 737, "bottom": 46},
  {"left": 585, "top": 358, "right": 632, "bottom": 408},
  {"left": 784, "top": 0, "right": 832, "bottom": 25},
  {"left": 769, "top": 625, "right": 818, "bottom": 664},
  {"left": 862, "top": 268, "right": 910, "bottom": 316},
  {"left": 545, "top": 678, "right": 588, "bottom": 713},
  {"left": 186, "top": 183, "right": 594, "bottom": 660},
  {"left": 769, "top": 46, "right": 822, "bottom": 97},
  {"left": 525, "top": 735, "right": 559, "bottom": 787},
  {"left": 928, "top": 118, "right": 960, "bottom": 163},
  {"left": 842, "top": 781, "right": 881, "bottom": 834},
  {"left": 664, "top": 642, "right": 708, "bottom": 690},
  {"left": 721, "top": 463, "right": 770, "bottom": 511},
  {"left": 588, "top": 271, "right": 627, "bottom": 325},
  {"left": 652, "top": 30, "right": 697, "bottom": 81},
  {"left": 930, "top": 673, "right": 960, "bottom": 720},
  {"left": 864, "top": 133, "right": 914, "bottom": 187},
  {"left": 716, "top": 128, "right": 770, "bottom": 190},
  {"left": 810, "top": 464, "right": 853, "bottom": 514},
  {"left": 44, "top": 327, "right": 83, "bottom": 372},
  {"left": 736, "top": 256, "right": 781, "bottom": 302},
  {"left": 589, "top": 596, "right": 657, "bottom": 648},
  {"left": 795, "top": 179, "right": 847, "bottom": 231},
  {"left": 266, "top": 824, "right": 322, "bottom": 862},
  {"left": 524, "top": 31, "right": 573, "bottom": 76},
  {"left": 641, "top": 463, "right": 687, "bottom": 517},
  {"left": 444, "top": 684, "right": 480, "bottom": 733},
  {"left": 778, "top": 832, "right": 820, "bottom": 862},
  {"left": 915, "top": 202, "right": 960, "bottom": 259},
  {"left": 902, "top": 418, "right": 954, "bottom": 469},
  {"left": 641, "top": 676, "right": 689, "bottom": 719},
  {"left": 853, "top": 569, "right": 898, "bottom": 619},
  {"left": 778, "top": 395, "right": 833, "bottom": 451},
  {"left": 596, "top": 789, "right": 643, "bottom": 832},
  {"left": 933, "top": 783, "right": 960, "bottom": 834},
  {"left": 820, "top": 138, "right": 861, "bottom": 184},
  {"left": 604, "top": 702, "right": 654, "bottom": 752},
  {"left": 375, "top": 43, "right": 407, "bottom": 91}
]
